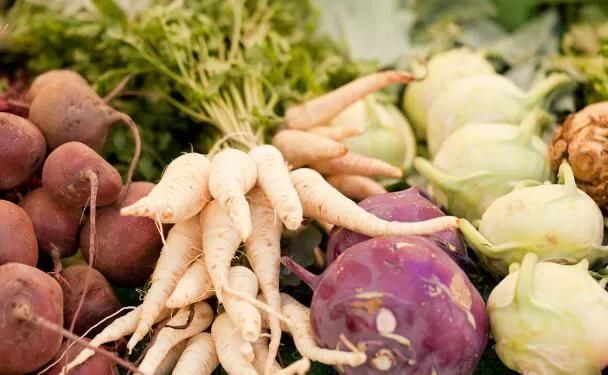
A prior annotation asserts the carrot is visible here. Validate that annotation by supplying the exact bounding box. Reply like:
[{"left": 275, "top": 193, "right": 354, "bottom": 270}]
[
  {"left": 171, "top": 333, "right": 219, "bottom": 375},
  {"left": 325, "top": 175, "right": 387, "bottom": 201},
  {"left": 249, "top": 145, "right": 303, "bottom": 230},
  {"left": 166, "top": 257, "right": 214, "bottom": 309},
  {"left": 271, "top": 130, "right": 348, "bottom": 168},
  {"left": 200, "top": 200, "right": 241, "bottom": 303},
  {"left": 285, "top": 70, "right": 417, "bottom": 130},
  {"left": 276, "top": 358, "right": 311, "bottom": 375},
  {"left": 224, "top": 266, "right": 262, "bottom": 343},
  {"left": 120, "top": 153, "right": 211, "bottom": 223},
  {"left": 211, "top": 313, "right": 258, "bottom": 375},
  {"left": 208, "top": 149, "right": 257, "bottom": 241},
  {"left": 290, "top": 168, "right": 458, "bottom": 236},
  {"left": 308, "top": 125, "right": 364, "bottom": 141},
  {"left": 279, "top": 293, "right": 366, "bottom": 367},
  {"left": 138, "top": 302, "right": 214, "bottom": 375},
  {"left": 155, "top": 340, "right": 186, "bottom": 375},
  {"left": 245, "top": 188, "right": 283, "bottom": 375},
  {"left": 127, "top": 215, "right": 202, "bottom": 352},
  {"left": 310, "top": 152, "right": 403, "bottom": 179},
  {"left": 63, "top": 307, "right": 171, "bottom": 373}
]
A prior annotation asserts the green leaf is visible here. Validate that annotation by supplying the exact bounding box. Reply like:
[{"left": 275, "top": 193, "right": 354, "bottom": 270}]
[{"left": 92, "top": 0, "right": 128, "bottom": 24}]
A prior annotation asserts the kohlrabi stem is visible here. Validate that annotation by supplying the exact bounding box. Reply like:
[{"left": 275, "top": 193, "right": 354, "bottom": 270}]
[
  {"left": 513, "top": 108, "right": 551, "bottom": 144},
  {"left": 413, "top": 157, "right": 461, "bottom": 192},
  {"left": 281, "top": 256, "right": 321, "bottom": 290},
  {"left": 513, "top": 252, "right": 539, "bottom": 307},
  {"left": 400, "top": 108, "right": 417, "bottom": 174},
  {"left": 558, "top": 161, "right": 577, "bottom": 193},
  {"left": 525, "top": 73, "right": 573, "bottom": 109},
  {"left": 12, "top": 302, "right": 143, "bottom": 375},
  {"left": 457, "top": 219, "right": 494, "bottom": 257}
]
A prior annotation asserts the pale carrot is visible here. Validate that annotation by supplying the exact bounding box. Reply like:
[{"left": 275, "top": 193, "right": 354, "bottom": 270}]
[
  {"left": 223, "top": 266, "right": 262, "bottom": 343},
  {"left": 325, "top": 175, "right": 387, "bottom": 201},
  {"left": 280, "top": 293, "right": 366, "bottom": 367},
  {"left": 171, "top": 333, "right": 219, "bottom": 375},
  {"left": 308, "top": 125, "right": 364, "bottom": 141},
  {"left": 154, "top": 341, "right": 187, "bottom": 375},
  {"left": 271, "top": 130, "right": 348, "bottom": 168},
  {"left": 138, "top": 302, "right": 214, "bottom": 375},
  {"left": 310, "top": 152, "right": 402, "bottom": 179},
  {"left": 208, "top": 148, "right": 257, "bottom": 241},
  {"left": 245, "top": 187, "right": 283, "bottom": 375},
  {"left": 249, "top": 145, "right": 303, "bottom": 230},
  {"left": 121, "top": 153, "right": 211, "bottom": 223},
  {"left": 211, "top": 313, "right": 258, "bottom": 375},
  {"left": 63, "top": 307, "right": 171, "bottom": 372},
  {"left": 285, "top": 70, "right": 417, "bottom": 130},
  {"left": 252, "top": 336, "right": 283, "bottom": 373},
  {"left": 166, "top": 257, "right": 214, "bottom": 309},
  {"left": 127, "top": 215, "right": 202, "bottom": 352},
  {"left": 290, "top": 168, "right": 458, "bottom": 236}
]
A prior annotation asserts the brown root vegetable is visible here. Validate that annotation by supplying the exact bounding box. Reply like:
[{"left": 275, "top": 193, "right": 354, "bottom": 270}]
[
  {"left": 61, "top": 265, "right": 122, "bottom": 337},
  {"left": 550, "top": 101, "right": 608, "bottom": 205},
  {"left": 80, "top": 182, "right": 164, "bottom": 286},
  {"left": 45, "top": 339, "right": 118, "bottom": 375},
  {"left": 28, "top": 79, "right": 141, "bottom": 196},
  {"left": 0, "top": 112, "right": 46, "bottom": 190},
  {"left": 0, "top": 263, "right": 63, "bottom": 374},
  {"left": 20, "top": 188, "right": 82, "bottom": 259},
  {"left": 27, "top": 70, "right": 92, "bottom": 102},
  {"left": 42, "top": 142, "right": 122, "bottom": 207},
  {"left": 0, "top": 200, "right": 38, "bottom": 266}
]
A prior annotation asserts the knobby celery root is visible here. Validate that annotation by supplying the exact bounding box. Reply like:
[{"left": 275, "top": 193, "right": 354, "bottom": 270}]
[
  {"left": 271, "top": 130, "right": 348, "bottom": 168},
  {"left": 285, "top": 70, "right": 417, "bottom": 130},
  {"left": 249, "top": 145, "right": 303, "bottom": 230},
  {"left": 211, "top": 313, "right": 258, "bottom": 375},
  {"left": 171, "top": 332, "right": 219, "bottom": 375},
  {"left": 245, "top": 187, "right": 283, "bottom": 375},
  {"left": 121, "top": 153, "right": 211, "bottom": 223},
  {"left": 208, "top": 148, "right": 257, "bottom": 241},
  {"left": 290, "top": 168, "right": 458, "bottom": 237},
  {"left": 128, "top": 215, "right": 201, "bottom": 351},
  {"left": 137, "top": 302, "right": 214, "bottom": 372},
  {"left": 166, "top": 257, "right": 214, "bottom": 308},
  {"left": 325, "top": 175, "right": 387, "bottom": 201},
  {"left": 550, "top": 101, "right": 608, "bottom": 205},
  {"left": 310, "top": 151, "right": 403, "bottom": 179}
]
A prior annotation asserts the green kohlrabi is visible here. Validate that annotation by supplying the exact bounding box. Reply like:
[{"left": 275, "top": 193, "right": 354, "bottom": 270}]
[
  {"left": 488, "top": 252, "right": 608, "bottom": 375},
  {"left": 329, "top": 95, "right": 417, "bottom": 176},
  {"left": 426, "top": 72, "right": 573, "bottom": 155},
  {"left": 460, "top": 162, "right": 608, "bottom": 276},
  {"left": 402, "top": 47, "right": 495, "bottom": 140},
  {"left": 414, "top": 109, "right": 552, "bottom": 222}
]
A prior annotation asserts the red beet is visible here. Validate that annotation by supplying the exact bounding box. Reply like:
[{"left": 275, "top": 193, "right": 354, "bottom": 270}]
[
  {"left": 0, "top": 200, "right": 38, "bottom": 266},
  {"left": 0, "top": 263, "right": 63, "bottom": 374},
  {"left": 80, "top": 182, "right": 164, "bottom": 286},
  {"left": 20, "top": 188, "right": 82, "bottom": 258},
  {"left": 46, "top": 339, "right": 118, "bottom": 375},
  {"left": 327, "top": 187, "right": 466, "bottom": 263},
  {"left": 0, "top": 112, "right": 46, "bottom": 190},
  {"left": 284, "top": 236, "right": 488, "bottom": 375},
  {"left": 61, "top": 265, "right": 122, "bottom": 337}
]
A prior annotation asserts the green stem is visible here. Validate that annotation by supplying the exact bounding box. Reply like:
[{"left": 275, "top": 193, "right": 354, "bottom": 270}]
[
  {"left": 525, "top": 73, "right": 573, "bottom": 109},
  {"left": 512, "top": 108, "right": 551, "bottom": 144},
  {"left": 513, "top": 252, "right": 539, "bottom": 307},
  {"left": 558, "top": 161, "right": 577, "bottom": 194}
]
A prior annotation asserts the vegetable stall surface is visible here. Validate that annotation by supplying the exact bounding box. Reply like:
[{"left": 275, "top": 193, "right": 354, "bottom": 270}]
[{"left": 284, "top": 236, "right": 488, "bottom": 374}]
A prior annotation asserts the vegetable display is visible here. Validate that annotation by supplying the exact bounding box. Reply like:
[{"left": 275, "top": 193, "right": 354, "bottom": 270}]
[{"left": 2, "top": 1, "right": 608, "bottom": 375}]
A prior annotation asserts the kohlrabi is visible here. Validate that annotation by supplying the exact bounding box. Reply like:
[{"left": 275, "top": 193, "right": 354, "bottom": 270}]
[
  {"left": 460, "top": 162, "right": 608, "bottom": 276},
  {"left": 329, "top": 95, "right": 417, "bottom": 175},
  {"left": 402, "top": 48, "right": 495, "bottom": 140},
  {"left": 488, "top": 252, "right": 608, "bottom": 375},
  {"left": 426, "top": 73, "right": 573, "bottom": 155},
  {"left": 414, "top": 110, "right": 552, "bottom": 222}
]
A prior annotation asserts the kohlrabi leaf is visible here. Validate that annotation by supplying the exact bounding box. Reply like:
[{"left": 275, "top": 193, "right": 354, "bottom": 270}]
[{"left": 313, "top": 0, "right": 415, "bottom": 66}]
